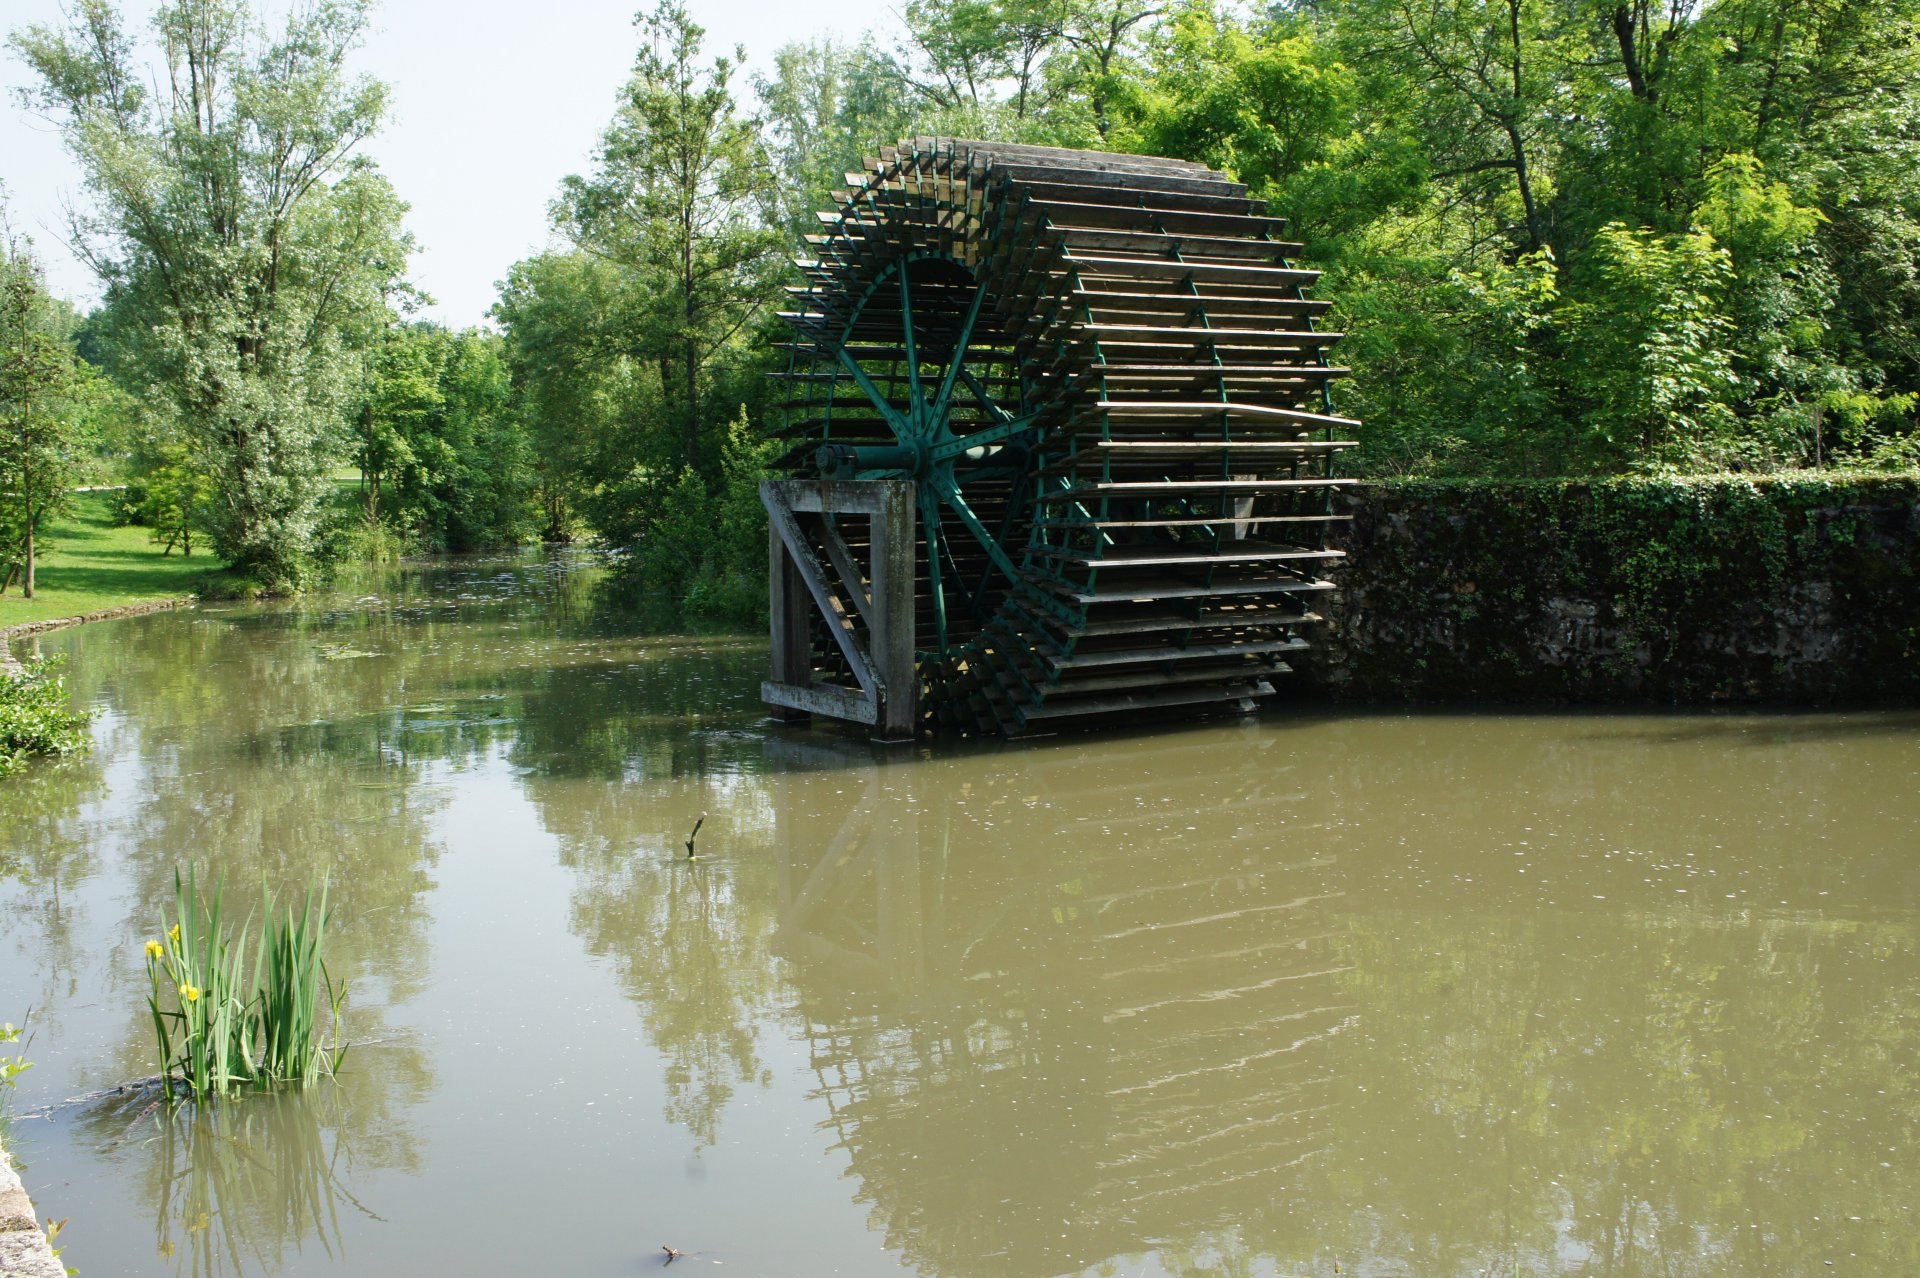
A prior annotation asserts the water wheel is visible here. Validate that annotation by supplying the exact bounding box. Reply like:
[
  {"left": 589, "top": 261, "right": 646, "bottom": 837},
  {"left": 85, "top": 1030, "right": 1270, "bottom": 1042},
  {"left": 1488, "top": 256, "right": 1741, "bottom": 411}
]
[{"left": 769, "top": 138, "right": 1356, "bottom": 736}]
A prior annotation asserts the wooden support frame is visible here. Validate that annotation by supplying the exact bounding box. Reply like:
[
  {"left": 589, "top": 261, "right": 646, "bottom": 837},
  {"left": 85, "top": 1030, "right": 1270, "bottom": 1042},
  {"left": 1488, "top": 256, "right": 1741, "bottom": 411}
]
[{"left": 762, "top": 478, "right": 919, "bottom": 741}]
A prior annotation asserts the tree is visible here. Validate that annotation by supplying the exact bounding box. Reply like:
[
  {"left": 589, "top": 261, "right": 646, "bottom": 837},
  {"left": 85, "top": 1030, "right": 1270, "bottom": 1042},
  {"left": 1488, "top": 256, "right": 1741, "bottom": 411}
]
[
  {"left": 493, "top": 251, "right": 644, "bottom": 543},
  {"left": 133, "top": 441, "right": 215, "bottom": 556},
  {"left": 1054, "top": 0, "right": 1164, "bottom": 139},
  {"left": 12, "top": 0, "right": 413, "bottom": 588},
  {"left": 557, "top": 1, "right": 783, "bottom": 475},
  {"left": 348, "top": 323, "right": 537, "bottom": 553},
  {"left": 355, "top": 326, "right": 444, "bottom": 529},
  {"left": 0, "top": 230, "right": 88, "bottom": 598},
  {"left": 754, "top": 39, "right": 921, "bottom": 239}
]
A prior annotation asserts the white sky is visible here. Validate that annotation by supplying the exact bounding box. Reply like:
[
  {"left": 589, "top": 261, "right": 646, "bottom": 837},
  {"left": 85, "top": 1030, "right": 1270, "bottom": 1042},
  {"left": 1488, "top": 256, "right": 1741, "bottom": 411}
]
[{"left": 1, "top": 0, "right": 877, "bottom": 327}]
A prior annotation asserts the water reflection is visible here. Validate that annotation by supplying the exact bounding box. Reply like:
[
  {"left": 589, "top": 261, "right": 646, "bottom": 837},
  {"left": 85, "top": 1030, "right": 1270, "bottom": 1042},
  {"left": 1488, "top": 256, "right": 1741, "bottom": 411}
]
[
  {"left": 3, "top": 551, "right": 1915, "bottom": 1278},
  {"left": 531, "top": 767, "right": 782, "bottom": 1147},
  {"left": 1321, "top": 909, "right": 1920, "bottom": 1276},
  {"left": 70, "top": 1058, "right": 424, "bottom": 1278},
  {"left": 760, "top": 719, "right": 1920, "bottom": 1278},
  {"left": 0, "top": 752, "right": 106, "bottom": 1026},
  {"left": 770, "top": 730, "right": 1350, "bottom": 1278}
]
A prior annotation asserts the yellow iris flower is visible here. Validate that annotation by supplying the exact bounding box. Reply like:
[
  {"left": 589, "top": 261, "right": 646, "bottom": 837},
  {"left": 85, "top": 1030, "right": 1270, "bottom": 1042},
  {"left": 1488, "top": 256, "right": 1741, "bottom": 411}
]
[
  {"left": 179, "top": 983, "right": 201, "bottom": 1003},
  {"left": 145, "top": 939, "right": 165, "bottom": 959}
]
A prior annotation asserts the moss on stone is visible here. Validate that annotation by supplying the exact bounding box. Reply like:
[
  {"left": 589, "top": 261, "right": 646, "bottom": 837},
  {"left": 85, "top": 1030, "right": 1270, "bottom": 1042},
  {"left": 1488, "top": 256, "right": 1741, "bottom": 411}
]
[{"left": 1308, "top": 473, "right": 1920, "bottom": 703}]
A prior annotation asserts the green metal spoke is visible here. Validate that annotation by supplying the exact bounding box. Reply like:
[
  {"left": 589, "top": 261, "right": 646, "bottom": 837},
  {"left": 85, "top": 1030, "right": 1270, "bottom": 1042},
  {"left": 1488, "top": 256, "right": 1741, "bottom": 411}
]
[
  {"left": 899, "top": 270, "right": 923, "bottom": 421},
  {"left": 938, "top": 483, "right": 1024, "bottom": 594},
  {"left": 960, "top": 367, "right": 1015, "bottom": 426},
  {"left": 919, "top": 486, "right": 949, "bottom": 657},
  {"left": 834, "top": 345, "right": 910, "bottom": 441},
  {"left": 931, "top": 411, "right": 1042, "bottom": 463},
  {"left": 931, "top": 283, "right": 988, "bottom": 420}
]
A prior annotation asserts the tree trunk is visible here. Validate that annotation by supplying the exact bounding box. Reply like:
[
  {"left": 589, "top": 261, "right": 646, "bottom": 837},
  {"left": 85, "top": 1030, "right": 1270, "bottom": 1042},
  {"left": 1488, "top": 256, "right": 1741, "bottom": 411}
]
[
  {"left": 1505, "top": 1, "right": 1544, "bottom": 251},
  {"left": 23, "top": 506, "right": 35, "bottom": 599},
  {"left": 684, "top": 345, "right": 700, "bottom": 468},
  {"left": 1611, "top": 5, "right": 1654, "bottom": 102}
]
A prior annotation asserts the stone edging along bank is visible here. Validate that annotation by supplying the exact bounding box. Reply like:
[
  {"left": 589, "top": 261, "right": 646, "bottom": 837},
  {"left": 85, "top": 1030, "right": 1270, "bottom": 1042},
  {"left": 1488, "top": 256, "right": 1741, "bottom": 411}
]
[
  {"left": 0, "top": 597, "right": 195, "bottom": 646},
  {"left": 0, "top": 1143, "right": 64, "bottom": 1278}
]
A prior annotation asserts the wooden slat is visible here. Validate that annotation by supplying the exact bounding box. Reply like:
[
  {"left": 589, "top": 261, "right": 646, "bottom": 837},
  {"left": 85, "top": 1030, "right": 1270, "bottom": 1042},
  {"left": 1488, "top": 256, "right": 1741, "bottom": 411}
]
[{"left": 762, "top": 680, "right": 879, "bottom": 724}]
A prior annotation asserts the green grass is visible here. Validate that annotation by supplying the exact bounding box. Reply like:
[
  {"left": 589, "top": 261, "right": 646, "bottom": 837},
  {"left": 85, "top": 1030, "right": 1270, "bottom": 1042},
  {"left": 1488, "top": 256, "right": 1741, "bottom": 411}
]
[{"left": 0, "top": 490, "right": 214, "bottom": 628}]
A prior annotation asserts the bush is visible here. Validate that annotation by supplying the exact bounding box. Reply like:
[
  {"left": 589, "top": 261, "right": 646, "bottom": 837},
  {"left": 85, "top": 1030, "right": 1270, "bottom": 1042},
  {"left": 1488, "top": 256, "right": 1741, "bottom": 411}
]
[
  {"left": 627, "top": 410, "right": 777, "bottom": 629},
  {"left": 0, "top": 657, "right": 93, "bottom": 779}
]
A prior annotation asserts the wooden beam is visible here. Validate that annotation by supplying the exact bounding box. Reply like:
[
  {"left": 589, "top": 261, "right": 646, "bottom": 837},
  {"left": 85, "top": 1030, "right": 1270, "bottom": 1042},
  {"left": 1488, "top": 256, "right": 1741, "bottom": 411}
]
[
  {"left": 870, "top": 480, "right": 918, "bottom": 741},
  {"left": 762, "top": 680, "right": 880, "bottom": 724},
  {"left": 815, "top": 514, "right": 878, "bottom": 636},
  {"left": 762, "top": 484, "right": 879, "bottom": 697},
  {"left": 768, "top": 515, "right": 813, "bottom": 722}
]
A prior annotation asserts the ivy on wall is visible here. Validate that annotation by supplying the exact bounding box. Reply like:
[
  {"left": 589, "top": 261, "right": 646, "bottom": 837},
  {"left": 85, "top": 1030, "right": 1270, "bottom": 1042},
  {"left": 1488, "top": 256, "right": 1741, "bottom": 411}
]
[{"left": 1310, "top": 474, "right": 1920, "bottom": 703}]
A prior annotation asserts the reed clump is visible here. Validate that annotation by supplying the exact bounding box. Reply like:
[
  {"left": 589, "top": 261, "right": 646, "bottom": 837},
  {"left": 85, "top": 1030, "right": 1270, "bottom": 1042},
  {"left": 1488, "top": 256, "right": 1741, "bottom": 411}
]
[{"left": 144, "top": 867, "right": 348, "bottom": 1101}]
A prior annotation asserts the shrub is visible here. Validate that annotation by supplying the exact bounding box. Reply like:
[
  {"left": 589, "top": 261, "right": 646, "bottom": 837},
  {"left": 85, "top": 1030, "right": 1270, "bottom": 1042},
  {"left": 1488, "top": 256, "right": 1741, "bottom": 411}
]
[{"left": 0, "top": 657, "right": 93, "bottom": 779}]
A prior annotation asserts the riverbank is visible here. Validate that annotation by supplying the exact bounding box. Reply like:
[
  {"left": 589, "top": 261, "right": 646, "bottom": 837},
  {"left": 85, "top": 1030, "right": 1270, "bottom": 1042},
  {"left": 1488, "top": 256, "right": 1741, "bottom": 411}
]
[
  {"left": 0, "top": 1142, "right": 62, "bottom": 1278},
  {"left": 0, "top": 491, "right": 210, "bottom": 633}
]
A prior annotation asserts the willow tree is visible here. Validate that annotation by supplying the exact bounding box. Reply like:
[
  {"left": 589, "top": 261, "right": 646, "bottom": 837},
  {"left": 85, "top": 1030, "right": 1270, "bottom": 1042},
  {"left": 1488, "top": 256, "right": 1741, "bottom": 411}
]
[{"left": 11, "top": 0, "right": 411, "bottom": 587}]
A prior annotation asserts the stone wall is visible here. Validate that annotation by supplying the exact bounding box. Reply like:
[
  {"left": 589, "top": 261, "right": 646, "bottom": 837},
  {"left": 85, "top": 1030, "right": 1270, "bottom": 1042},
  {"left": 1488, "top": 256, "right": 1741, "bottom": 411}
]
[
  {"left": 1303, "top": 475, "right": 1920, "bottom": 704},
  {"left": 0, "top": 1143, "right": 63, "bottom": 1278}
]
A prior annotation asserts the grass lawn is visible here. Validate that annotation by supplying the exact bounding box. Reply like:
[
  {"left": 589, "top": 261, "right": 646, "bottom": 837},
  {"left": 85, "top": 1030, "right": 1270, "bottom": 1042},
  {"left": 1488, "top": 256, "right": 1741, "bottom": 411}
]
[{"left": 0, "top": 490, "right": 213, "bottom": 629}]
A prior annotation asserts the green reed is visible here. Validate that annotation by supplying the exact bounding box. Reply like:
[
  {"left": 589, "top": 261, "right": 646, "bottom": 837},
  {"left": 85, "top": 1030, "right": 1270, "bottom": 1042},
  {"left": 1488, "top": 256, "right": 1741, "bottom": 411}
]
[
  {"left": 253, "top": 879, "right": 348, "bottom": 1085},
  {"left": 143, "top": 867, "right": 348, "bottom": 1101}
]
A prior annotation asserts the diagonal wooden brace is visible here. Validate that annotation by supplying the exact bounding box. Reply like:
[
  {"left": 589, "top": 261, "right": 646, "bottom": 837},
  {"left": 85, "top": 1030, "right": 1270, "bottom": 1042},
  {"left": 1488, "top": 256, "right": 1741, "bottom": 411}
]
[{"left": 761, "top": 479, "right": 918, "bottom": 740}]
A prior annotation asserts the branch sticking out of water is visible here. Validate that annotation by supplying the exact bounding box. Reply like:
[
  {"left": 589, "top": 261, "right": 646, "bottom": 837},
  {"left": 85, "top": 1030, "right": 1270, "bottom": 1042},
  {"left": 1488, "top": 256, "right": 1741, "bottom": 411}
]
[{"left": 685, "top": 814, "right": 706, "bottom": 860}]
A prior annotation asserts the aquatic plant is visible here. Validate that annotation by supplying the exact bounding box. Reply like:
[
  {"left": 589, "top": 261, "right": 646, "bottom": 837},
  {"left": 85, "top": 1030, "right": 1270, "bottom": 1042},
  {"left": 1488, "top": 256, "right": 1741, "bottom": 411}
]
[
  {"left": 145, "top": 869, "right": 257, "bottom": 1099},
  {"left": 0, "top": 657, "right": 93, "bottom": 779},
  {"left": 253, "top": 879, "right": 348, "bottom": 1085},
  {"left": 143, "top": 868, "right": 347, "bottom": 1101},
  {"left": 1, "top": 1016, "right": 32, "bottom": 1133}
]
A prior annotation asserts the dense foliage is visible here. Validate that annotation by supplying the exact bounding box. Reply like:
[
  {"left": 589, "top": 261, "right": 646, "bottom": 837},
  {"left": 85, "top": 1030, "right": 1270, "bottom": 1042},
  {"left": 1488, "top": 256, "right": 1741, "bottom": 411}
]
[
  {"left": 1313, "top": 473, "right": 1920, "bottom": 701},
  {"left": 1, "top": 227, "right": 101, "bottom": 597},
  {"left": 348, "top": 324, "right": 537, "bottom": 555},
  {"left": 0, "top": 657, "right": 93, "bottom": 778},
  {"left": 13, "top": 0, "right": 411, "bottom": 589},
  {"left": 12, "top": 0, "right": 1920, "bottom": 621}
]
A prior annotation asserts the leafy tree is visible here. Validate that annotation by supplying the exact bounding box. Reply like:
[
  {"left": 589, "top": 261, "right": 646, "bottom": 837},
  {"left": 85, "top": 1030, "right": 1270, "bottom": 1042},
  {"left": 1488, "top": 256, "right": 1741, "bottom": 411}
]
[
  {"left": 1052, "top": 0, "right": 1165, "bottom": 139},
  {"left": 0, "top": 230, "right": 89, "bottom": 598},
  {"left": 1566, "top": 223, "right": 1742, "bottom": 464},
  {"left": 754, "top": 40, "right": 921, "bottom": 239},
  {"left": 493, "top": 251, "right": 649, "bottom": 543},
  {"left": 12, "top": 0, "right": 412, "bottom": 589},
  {"left": 557, "top": 1, "right": 783, "bottom": 474},
  {"left": 133, "top": 441, "right": 215, "bottom": 556},
  {"left": 1095, "top": 0, "right": 1920, "bottom": 474},
  {"left": 351, "top": 323, "right": 537, "bottom": 552}
]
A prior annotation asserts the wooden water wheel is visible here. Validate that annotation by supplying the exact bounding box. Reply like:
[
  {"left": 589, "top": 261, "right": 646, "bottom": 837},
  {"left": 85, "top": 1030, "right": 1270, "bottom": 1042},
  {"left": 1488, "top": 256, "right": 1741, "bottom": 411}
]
[{"left": 764, "top": 138, "right": 1356, "bottom": 736}]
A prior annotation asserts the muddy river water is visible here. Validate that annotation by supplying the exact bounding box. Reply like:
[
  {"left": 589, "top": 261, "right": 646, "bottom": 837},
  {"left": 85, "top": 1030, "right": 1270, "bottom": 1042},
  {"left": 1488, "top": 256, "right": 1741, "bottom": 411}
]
[{"left": 2, "top": 552, "right": 1916, "bottom": 1277}]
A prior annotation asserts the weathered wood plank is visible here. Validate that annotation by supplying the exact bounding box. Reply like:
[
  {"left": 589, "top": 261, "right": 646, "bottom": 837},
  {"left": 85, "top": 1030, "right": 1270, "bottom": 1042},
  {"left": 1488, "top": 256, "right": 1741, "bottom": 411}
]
[{"left": 762, "top": 680, "right": 880, "bottom": 724}]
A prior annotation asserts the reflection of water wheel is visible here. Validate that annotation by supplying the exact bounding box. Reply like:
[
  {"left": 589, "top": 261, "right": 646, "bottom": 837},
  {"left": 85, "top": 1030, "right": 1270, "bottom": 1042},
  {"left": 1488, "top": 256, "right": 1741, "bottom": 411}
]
[{"left": 772, "top": 138, "right": 1355, "bottom": 735}]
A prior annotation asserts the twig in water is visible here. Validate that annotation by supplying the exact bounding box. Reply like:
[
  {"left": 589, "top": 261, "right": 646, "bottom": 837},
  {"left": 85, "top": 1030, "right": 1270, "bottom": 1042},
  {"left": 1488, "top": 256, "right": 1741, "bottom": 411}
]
[
  {"left": 684, "top": 814, "right": 706, "bottom": 860},
  {"left": 662, "top": 1244, "right": 684, "bottom": 1263}
]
